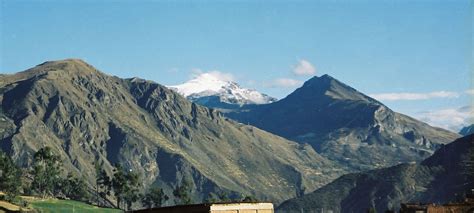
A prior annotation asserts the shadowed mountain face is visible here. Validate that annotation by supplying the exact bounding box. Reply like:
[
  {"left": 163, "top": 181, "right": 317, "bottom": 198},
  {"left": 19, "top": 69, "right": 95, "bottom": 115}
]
[
  {"left": 277, "top": 134, "right": 474, "bottom": 213},
  {"left": 460, "top": 124, "right": 474, "bottom": 136},
  {"left": 226, "top": 75, "right": 459, "bottom": 171},
  {"left": 0, "top": 59, "right": 345, "bottom": 204}
]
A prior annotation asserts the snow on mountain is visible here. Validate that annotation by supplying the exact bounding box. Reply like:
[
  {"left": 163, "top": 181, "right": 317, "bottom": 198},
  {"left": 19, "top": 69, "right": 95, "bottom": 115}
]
[{"left": 168, "top": 72, "right": 276, "bottom": 105}]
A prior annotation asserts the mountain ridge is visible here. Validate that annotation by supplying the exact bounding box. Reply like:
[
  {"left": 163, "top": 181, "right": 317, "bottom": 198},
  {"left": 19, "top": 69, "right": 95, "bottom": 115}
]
[
  {"left": 276, "top": 134, "right": 474, "bottom": 213},
  {"left": 460, "top": 124, "right": 474, "bottom": 136},
  {"left": 0, "top": 59, "right": 345, "bottom": 205},
  {"left": 225, "top": 74, "right": 459, "bottom": 170}
]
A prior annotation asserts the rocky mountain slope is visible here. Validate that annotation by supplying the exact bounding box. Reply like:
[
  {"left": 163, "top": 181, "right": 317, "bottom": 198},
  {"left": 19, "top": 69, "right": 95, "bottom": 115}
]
[
  {"left": 460, "top": 124, "right": 474, "bottom": 136},
  {"left": 277, "top": 134, "right": 474, "bottom": 213},
  {"left": 0, "top": 59, "right": 344, "bottom": 204},
  {"left": 226, "top": 75, "right": 460, "bottom": 171},
  {"left": 168, "top": 72, "right": 276, "bottom": 109}
]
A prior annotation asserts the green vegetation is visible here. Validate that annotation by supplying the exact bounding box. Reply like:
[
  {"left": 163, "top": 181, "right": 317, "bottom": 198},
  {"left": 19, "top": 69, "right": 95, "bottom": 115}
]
[
  {"left": 217, "top": 191, "right": 231, "bottom": 202},
  {"left": 59, "top": 174, "right": 90, "bottom": 202},
  {"left": 141, "top": 186, "right": 169, "bottom": 208},
  {"left": 0, "top": 196, "right": 120, "bottom": 213},
  {"left": 32, "top": 147, "right": 62, "bottom": 199},
  {"left": 111, "top": 164, "right": 140, "bottom": 210},
  {"left": 173, "top": 179, "right": 193, "bottom": 205},
  {"left": 95, "top": 163, "right": 112, "bottom": 207},
  {"left": 0, "top": 148, "right": 100, "bottom": 211},
  {"left": 28, "top": 198, "right": 121, "bottom": 213},
  {"left": 0, "top": 151, "right": 21, "bottom": 200},
  {"left": 12, "top": 130, "right": 273, "bottom": 211},
  {"left": 30, "top": 147, "right": 91, "bottom": 202}
]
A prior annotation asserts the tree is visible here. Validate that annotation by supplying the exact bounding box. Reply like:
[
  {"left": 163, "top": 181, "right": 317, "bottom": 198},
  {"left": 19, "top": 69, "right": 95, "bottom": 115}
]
[
  {"left": 204, "top": 192, "right": 219, "bottom": 203},
  {"left": 0, "top": 150, "right": 21, "bottom": 199},
  {"left": 142, "top": 186, "right": 169, "bottom": 208},
  {"left": 112, "top": 164, "right": 127, "bottom": 209},
  {"left": 95, "top": 162, "right": 101, "bottom": 206},
  {"left": 124, "top": 185, "right": 140, "bottom": 211},
  {"left": 173, "top": 179, "right": 192, "bottom": 205},
  {"left": 31, "top": 147, "right": 62, "bottom": 198},
  {"left": 61, "top": 173, "right": 90, "bottom": 201},
  {"left": 217, "top": 191, "right": 230, "bottom": 202},
  {"left": 96, "top": 166, "right": 111, "bottom": 207},
  {"left": 111, "top": 164, "right": 140, "bottom": 210}
]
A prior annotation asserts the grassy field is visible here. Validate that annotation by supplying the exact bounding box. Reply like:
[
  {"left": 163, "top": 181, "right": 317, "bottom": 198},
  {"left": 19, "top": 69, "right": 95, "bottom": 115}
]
[
  {"left": 27, "top": 199, "right": 122, "bottom": 213},
  {"left": 0, "top": 191, "right": 121, "bottom": 212}
]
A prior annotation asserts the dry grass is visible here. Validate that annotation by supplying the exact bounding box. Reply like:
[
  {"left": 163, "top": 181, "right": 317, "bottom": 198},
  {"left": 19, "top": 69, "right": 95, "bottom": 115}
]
[{"left": 0, "top": 200, "right": 20, "bottom": 211}]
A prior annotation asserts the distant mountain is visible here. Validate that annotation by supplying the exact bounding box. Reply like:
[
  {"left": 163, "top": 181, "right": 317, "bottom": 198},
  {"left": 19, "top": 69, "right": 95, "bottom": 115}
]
[
  {"left": 460, "top": 124, "right": 474, "bottom": 136},
  {"left": 0, "top": 59, "right": 344, "bottom": 204},
  {"left": 277, "top": 134, "right": 474, "bottom": 213},
  {"left": 168, "top": 73, "right": 276, "bottom": 109},
  {"left": 226, "top": 75, "right": 460, "bottom": 171}
]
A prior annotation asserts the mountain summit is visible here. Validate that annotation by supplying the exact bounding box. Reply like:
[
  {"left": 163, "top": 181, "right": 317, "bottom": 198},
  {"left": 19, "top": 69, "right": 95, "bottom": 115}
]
[
  {"left": 226, "top": 74, "right": 459, "bottom": 171},
  {"left": 168, "top": 72, "right": 276, "bottom": 109},
  {"left": 286, "top": 74, "right": 380, "bottom": 103}
]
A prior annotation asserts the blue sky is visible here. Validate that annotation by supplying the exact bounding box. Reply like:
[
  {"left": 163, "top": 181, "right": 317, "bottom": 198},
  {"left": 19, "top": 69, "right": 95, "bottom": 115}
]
[{"left": 1, "top": 0, "right": 472, "bottom": 131}]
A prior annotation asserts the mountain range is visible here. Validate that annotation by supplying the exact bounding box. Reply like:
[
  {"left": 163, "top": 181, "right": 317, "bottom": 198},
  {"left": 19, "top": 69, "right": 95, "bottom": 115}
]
[
  {"left": 0, "top": 59, "right": 343, "bottom": 204},
  {"left": 0, "top": 59, "right": 465, "bottom": 209},
  {"left": 224, "top": 75, "right": 459, "bottom": 171},
  {"left": 277, "top": 133, "right": 474, "bottom": 213},
  {"left": 167, "top": 72, "right": 459, "bottom": 171}
]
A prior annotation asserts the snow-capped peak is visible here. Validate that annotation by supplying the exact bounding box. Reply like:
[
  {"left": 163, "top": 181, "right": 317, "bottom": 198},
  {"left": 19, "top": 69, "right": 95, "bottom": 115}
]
[{"left": 168, "top": 72, "right": 276, "bottom": 105}]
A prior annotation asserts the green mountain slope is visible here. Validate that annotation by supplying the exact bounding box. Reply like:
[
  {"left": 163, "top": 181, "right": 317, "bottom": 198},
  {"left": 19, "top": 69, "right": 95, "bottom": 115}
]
[
  {"left": 277, "top": 134, "right": 474, "bottom": 213},
  {"left": 0, "top": 59, "right": 345, "bottom": 204},
  {"left": 226, "top": 75, "right": 459, "bottom": 170}
]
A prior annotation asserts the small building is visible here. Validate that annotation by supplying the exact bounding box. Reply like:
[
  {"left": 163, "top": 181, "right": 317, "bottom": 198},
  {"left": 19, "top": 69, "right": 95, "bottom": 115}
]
[{"left": 133, "top": 202, "right": 274, "bottom": 213}]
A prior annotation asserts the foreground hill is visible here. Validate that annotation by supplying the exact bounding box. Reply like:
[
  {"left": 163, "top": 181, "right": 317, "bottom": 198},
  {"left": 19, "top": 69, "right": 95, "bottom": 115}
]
[
  {"left": 277, "top": 134, "right": 474, "bottom": 213},
  {"left": 226, "top": 75, "right": 459, "bottom": 170},
  {"left": 0, "top": 59, "right": 344, "bottom": 204}
]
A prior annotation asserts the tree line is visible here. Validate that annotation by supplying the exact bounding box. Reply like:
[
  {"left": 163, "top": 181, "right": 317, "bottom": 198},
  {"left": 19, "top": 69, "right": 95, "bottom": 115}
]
[
  {"left": 0, "top": 147, "right": 144, "bottom": 210},
  {"left": 0, "top": 147, "right": 91, "bottom": 206},
  {"left": 0, "top": 147, "right": 258, "bottom": 211}
]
